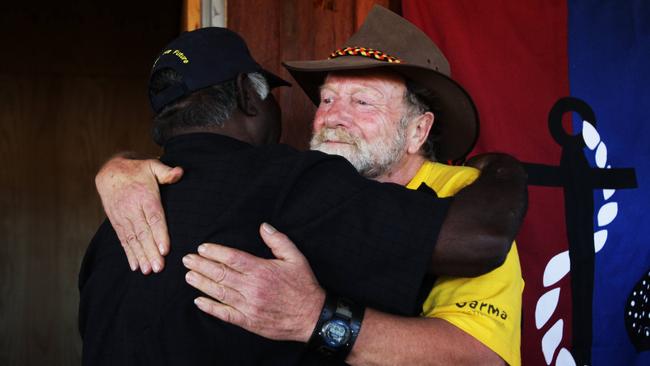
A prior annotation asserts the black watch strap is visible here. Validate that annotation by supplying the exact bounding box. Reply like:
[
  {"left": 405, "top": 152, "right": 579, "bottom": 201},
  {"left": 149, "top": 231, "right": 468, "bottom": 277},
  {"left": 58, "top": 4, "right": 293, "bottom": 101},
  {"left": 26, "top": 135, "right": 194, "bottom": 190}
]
[{"left": 307, "top": 293, "right": 365, "bottom": 362}]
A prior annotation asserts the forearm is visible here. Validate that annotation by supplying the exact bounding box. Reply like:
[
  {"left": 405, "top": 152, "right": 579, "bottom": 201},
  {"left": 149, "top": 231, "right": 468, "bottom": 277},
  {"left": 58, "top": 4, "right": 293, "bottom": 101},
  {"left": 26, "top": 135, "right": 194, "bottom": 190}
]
[
  {"left": 347, "top": 309, "right": 505, "bottom": 366},
  {"left": 433, "top": 154, "right": 527, "bottom": 276}
]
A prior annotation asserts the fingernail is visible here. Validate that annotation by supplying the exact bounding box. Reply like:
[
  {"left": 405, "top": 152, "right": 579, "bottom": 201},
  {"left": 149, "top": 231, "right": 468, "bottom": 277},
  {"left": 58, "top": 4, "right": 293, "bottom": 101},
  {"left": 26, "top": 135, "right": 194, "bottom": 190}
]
[
  {"left": 186, "top": 271, "right": 196, "bottom": 283},
  {"left": 158, "top": 244, "right": 167, "bottom": 255},
  {"left": 182, "top": 255, "right": 192, "bottom": 267},
  {"left": 198, "top": 244, "right": 207, "bottom": 254},
  {"left": 262, "top": 222, "right": 277, "bottom": 234},
  {"left": 194, "top": 297, "right": 204, "bottom": 307},
  {"left": 152, "top": 261, "right": 161, "bottom": 273}
]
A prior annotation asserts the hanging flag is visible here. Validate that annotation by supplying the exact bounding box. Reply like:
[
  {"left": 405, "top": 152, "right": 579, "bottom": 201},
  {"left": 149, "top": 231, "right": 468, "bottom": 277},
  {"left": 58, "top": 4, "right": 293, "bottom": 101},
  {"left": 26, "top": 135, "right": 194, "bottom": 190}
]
[{"left": 404, "top": 1, "right": 649, "bottom": 365}]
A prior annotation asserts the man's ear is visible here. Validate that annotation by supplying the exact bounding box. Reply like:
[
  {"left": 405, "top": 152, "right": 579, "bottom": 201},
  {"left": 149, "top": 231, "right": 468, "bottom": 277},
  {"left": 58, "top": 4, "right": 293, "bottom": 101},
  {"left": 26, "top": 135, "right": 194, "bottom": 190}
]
[
  {"left": 406, "top": 111, "right": 434, "bottom": 155},
  {"left": 235, "top": 73, "right": 258, "bottom": 116}
]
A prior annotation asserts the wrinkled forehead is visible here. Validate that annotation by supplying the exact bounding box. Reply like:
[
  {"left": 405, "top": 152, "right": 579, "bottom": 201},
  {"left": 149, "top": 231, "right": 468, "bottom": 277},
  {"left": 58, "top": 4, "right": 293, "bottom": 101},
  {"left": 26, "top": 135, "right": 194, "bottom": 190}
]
[{"left": 322, "top": 69, "right": 407, "bottom": 93}]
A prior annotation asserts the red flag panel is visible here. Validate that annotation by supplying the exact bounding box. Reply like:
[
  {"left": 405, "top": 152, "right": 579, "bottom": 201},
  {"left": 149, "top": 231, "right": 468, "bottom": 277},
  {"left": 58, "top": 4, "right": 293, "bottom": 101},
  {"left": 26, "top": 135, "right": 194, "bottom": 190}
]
[{"left": 404, "top": 1, "right": 572, "bottom": 364}]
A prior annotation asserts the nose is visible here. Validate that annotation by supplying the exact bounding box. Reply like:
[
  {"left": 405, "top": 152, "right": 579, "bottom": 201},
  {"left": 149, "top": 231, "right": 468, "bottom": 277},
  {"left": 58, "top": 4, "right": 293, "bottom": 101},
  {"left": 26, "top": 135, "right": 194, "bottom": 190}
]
[{"left": 321, "top": 99, "right": 352, "bottom": 129}]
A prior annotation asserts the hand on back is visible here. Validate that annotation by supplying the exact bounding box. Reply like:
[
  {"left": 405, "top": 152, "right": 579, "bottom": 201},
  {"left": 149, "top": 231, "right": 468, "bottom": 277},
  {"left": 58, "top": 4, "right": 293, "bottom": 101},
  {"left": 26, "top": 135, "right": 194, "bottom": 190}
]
[{"left": 95, "top": 155, "right": 182, "bottom": 274}]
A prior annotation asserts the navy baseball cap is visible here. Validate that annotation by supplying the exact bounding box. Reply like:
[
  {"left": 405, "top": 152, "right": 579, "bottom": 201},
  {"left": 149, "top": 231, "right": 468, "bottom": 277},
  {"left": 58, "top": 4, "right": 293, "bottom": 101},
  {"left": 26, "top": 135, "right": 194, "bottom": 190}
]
[{"left": 149, "top": 27, "right": 291, "bottom": 113}]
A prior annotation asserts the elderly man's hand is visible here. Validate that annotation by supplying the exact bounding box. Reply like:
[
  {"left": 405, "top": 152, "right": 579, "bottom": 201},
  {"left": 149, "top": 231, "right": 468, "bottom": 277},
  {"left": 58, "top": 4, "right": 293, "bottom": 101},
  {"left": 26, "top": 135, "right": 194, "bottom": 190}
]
[
  {"left": 183, "top": 223, "right": 326, "bottom": 342},
  {"left": 95, "top": 154, "right": 183, "bottom": 274}
]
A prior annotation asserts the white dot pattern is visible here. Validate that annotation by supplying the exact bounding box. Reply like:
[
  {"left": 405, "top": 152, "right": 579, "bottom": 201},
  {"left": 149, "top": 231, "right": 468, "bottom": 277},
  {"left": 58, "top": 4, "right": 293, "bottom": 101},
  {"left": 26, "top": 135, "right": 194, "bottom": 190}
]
[{"left": 625, "top": 270, "right": 650, "bottom": 350}]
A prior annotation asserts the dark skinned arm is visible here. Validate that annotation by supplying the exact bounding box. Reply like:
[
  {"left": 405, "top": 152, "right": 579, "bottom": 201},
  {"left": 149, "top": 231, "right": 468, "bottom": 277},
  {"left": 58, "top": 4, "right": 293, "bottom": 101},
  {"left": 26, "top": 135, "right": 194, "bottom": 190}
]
[{"left": 431, "top": 153, "right": 528, "bottom": 277}]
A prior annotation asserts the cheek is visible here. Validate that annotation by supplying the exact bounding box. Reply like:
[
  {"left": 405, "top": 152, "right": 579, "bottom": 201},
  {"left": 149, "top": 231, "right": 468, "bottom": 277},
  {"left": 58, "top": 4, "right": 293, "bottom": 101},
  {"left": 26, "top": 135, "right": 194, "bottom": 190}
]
[{"left": 355, "top": 115, "right": 390, "bottom": 142}]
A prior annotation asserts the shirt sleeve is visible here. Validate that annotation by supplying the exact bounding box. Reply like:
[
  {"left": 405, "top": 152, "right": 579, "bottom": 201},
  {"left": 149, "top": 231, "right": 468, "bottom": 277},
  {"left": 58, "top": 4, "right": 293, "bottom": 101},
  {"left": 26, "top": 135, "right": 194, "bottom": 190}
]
[{"left": 273, "top": 152, "right": 452, "bottom": 316}]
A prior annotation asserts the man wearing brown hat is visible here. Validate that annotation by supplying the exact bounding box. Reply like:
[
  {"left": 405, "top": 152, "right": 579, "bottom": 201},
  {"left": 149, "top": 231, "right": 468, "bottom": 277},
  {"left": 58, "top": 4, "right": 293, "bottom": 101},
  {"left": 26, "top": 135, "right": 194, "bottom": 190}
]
[{"left": 95, "top": 6, "right": 523, "bottom": 365}]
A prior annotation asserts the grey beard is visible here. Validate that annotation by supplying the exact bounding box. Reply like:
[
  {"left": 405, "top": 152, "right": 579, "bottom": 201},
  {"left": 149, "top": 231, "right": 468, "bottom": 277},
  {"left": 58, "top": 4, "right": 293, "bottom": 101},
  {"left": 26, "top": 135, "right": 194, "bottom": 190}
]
[{"left": 309, "top": 124, "right": 407, "bottom": 178}]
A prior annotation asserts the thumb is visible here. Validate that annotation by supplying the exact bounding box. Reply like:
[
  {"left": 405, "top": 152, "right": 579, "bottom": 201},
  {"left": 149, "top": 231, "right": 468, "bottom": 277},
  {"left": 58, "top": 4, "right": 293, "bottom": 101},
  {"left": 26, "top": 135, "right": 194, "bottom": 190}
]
[
  {"left": 259, "top": 223, "right": 305, "bottom": 263},
  {"left": 149, "top": 160, "right": 184, "bottom": 185}
]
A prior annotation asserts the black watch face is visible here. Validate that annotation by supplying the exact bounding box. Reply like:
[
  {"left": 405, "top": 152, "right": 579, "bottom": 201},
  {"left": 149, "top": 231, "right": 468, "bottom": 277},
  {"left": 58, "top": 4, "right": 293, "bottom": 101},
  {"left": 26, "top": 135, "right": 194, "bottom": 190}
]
[{"left": 322, "top": 319, "right": 351, "bottom": 347}]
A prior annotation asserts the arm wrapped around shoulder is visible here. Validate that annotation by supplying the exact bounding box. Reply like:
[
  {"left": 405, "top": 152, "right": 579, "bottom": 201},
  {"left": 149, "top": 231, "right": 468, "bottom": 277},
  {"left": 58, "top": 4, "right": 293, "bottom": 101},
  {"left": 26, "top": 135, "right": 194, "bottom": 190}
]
[{"left": 431, "top": 153, "right": 528, "bottom": 277}]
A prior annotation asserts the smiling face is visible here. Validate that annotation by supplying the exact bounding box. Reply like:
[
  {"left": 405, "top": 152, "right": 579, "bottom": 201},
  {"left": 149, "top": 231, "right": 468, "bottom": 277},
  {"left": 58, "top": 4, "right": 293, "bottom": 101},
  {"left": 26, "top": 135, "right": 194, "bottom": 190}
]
[{"left": 310, "top": 70, "right": 427, "bottom": 180}]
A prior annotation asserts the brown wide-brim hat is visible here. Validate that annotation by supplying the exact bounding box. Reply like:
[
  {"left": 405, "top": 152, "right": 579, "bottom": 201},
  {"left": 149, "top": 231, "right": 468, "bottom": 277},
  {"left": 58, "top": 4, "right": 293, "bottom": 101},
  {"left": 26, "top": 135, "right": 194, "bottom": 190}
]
[{"left": 283, "top": 5, "right": 479, "bottom": 162}]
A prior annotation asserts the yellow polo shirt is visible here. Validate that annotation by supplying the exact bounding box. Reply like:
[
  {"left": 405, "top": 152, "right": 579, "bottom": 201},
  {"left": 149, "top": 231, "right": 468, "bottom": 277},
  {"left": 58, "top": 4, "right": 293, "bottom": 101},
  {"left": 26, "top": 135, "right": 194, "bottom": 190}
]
[{"left": 406, "top": 161, "right": 523, "bottom": 366}]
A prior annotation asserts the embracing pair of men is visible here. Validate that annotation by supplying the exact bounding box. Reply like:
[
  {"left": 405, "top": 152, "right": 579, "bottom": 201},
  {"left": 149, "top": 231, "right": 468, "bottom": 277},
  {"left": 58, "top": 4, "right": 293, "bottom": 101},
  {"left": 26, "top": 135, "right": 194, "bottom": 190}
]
[{"left": 80, "top": 6, "right": 526, "bottom": 366}]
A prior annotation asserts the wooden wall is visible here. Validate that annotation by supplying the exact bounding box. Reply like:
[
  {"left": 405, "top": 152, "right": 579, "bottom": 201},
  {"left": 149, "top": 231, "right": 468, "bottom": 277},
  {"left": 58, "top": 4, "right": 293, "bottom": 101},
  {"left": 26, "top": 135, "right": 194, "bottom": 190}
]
[
  {"left": 0, "top": 0, "right": 397, "bottom": 364},
  {"left": 0, "top": 1, "right": 181, "bottom": 364}
]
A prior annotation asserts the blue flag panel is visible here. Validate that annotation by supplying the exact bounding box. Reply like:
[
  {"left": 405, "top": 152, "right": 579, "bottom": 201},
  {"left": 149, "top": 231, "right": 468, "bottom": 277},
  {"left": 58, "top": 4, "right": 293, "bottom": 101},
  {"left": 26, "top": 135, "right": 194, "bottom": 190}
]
[{"left": 569, "top": 1, "right": 650, "bottom": 364}]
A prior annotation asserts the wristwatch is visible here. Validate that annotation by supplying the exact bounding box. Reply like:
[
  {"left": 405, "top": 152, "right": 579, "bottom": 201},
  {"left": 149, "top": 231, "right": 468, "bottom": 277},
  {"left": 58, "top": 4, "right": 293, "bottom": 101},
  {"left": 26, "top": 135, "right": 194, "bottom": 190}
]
[{"left": 307, "top": 294, "right": 365, "bottom": 361}]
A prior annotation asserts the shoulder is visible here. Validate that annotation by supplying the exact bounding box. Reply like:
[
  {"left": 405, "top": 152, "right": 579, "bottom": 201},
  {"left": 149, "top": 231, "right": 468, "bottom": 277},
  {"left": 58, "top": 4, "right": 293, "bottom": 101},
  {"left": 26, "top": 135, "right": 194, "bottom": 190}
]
[
  {"left": 259, "top": 145, "right": 361, "bottom": 179},
  {"left": 256, "top": 144, "right": 346, "bottom": 165},
  {"left": 411, "top": 161, "right": 480, "bottom": 197},
  {"left": 428, "top": 162, "right": 479, "bottom": 181}
]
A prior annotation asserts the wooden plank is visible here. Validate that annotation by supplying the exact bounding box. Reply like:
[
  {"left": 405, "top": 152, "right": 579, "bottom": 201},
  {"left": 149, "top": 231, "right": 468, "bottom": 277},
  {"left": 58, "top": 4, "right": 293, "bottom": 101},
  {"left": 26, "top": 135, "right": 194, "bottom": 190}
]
[
  {"left": 182, "top": 0, "right": 202, "bottom": 31},
  {"left": 355, "top": 0, "right": 390, "bottom": 29},
  {"left": 228, "top": 0, "right": 281, "bottom": 77}
]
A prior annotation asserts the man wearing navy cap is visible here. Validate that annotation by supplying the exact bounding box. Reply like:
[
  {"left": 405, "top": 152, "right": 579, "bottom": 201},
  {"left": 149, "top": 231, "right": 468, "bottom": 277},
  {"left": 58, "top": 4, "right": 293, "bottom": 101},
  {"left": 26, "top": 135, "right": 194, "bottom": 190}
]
[{"left": 79, "top": 27, "right": 525, "bottom": 365}]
